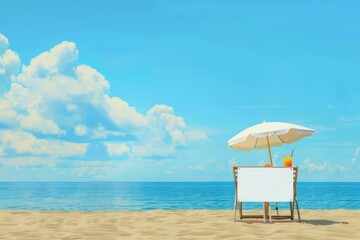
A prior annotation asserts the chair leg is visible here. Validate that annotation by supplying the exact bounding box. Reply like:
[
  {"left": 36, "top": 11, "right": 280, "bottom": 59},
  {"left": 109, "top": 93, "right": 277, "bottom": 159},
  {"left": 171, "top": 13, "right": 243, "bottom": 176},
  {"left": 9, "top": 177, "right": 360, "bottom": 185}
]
[
  {"left": 239, "top": 202, "right": 243, "bottom": 220},
  {"left": 290, "top": 202, "right": 294, "bottom": 220},
  {"left": 234, "top": 199, "right": 237, "bottom": 222},
  {"left": 295, "top": 197, "right": 301, "bottom": 223},
  {"left": 263, "top": 202, "right": 266, "bottom": 222},
  {"left": 268, "top": 204, "right": 272, "bottom": 223}
]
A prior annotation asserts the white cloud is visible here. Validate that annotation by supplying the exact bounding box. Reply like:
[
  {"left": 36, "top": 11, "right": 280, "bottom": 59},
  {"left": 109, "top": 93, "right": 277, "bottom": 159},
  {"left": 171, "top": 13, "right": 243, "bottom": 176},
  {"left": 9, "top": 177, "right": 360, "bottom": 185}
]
[
  {"left": 1, "top": 82, "right": 64, "bottom": 135},
  {"left": 74, "top": 123, "right": 128, "bottom": 139},
  {"left": 185, "top": 129, "right": 208, "bottom": 142},
  {"left": 3, "top": 40, "right": 147, "bottom": 135},
  {"left": 18, "top": 109, "right": 64, "bottom": 135},
  {"left": 66, "top": 104, "right": 78, "bottom": 112},
  {"left": 128, "top": 105, "right": 207, "bottom": 159},
  {"left": 0, "top": 130, "right": 87, "bottom": 157},
  {"left": 19, "top": 41, "right": 78, "bottom": 80},
  {"left": 75, "top": 65, "right": 109, "bottom": 96},
  {"left": 302, "top": 159, "right": 328, "bottom": 171},
  {"left": 271, "top": 151, "right": 280, "bottom": 166},
  {"left": 229, "top": 158, "right": 236, "bottom": 166},
  {"left": 72, "top": 160, "right": 115, "bottom": 178},
  {"left": 105, "top": 143, "right": 130, "bottom": 156},
  {"left": 90, "top": 123, "right": 127, "bottom": 139},
  {"left": 102, "top": 95, "right": 147, "bottom": 129},
  {"left": 0, "top": 49, "right": 21, "bottom": 81},
  {"left": 0, "top": 157, "right": 57, "bottom": 168},
  {"left": 0, "top": 33, "right": 20, "bottom": 87},
  {"left": 338, "top": 116, "right": 360, "bottom": 127},
  {"left": 301, "top": 158, "right": 349, "bottom": 172},
  {"left": 0, "top": 34, "right": 9, "bottom": 53},
  {"left": 330, "top": 164, "right": 349, "bottom": 172},
  {"left": 146, "top": 105, "right": 186, "bottom": 144},
  {"left": 0, "top": 99, "right": 17, "bottom": 124},
  {"left": 352, "top": 147, "right": 360, "bottom": 163},
  {"left": 132, "top": 143, "right": 176, "bottom": 159},
  {"left": 258, "top": 160, "right": 266, "bottom": 166},
  {"left": 189, "top": 164, "right": 206, "bottom": 171},
  {"left": 0, "top": 33, "right": 207, "bottom": 176},
  {"left": 74, "top": 124, "right": 88, "bottom": 136}
]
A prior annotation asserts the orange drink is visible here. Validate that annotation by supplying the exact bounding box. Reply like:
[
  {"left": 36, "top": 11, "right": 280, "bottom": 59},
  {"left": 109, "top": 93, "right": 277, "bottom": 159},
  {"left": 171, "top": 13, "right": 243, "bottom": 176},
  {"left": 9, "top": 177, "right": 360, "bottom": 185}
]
[{"left": 284, "top": 156, "right": 292, "bottom": 167}]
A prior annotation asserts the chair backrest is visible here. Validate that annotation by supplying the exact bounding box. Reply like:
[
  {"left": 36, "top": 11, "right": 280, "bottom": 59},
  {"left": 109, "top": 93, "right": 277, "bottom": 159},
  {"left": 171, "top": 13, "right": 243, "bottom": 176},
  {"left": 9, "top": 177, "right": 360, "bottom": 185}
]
[
  {"left": 233, "top": 166, "right": 298, "bottom": 202},
  {"left": 292, "top": 166, "right": 298, "bottom": 198}
]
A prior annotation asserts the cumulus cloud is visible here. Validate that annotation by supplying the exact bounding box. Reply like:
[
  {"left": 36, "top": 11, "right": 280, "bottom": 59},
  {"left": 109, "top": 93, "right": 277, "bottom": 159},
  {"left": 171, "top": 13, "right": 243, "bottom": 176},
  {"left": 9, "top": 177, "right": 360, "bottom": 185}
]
[
  {"left": 2, "top": 39, "right": 148, "bottom": 136},
  {"left": 0, "top": 34, "right": 21, "bottom": 89},
  {"left": 18, "top": 109, "right": 64, "bottom": 135},
  {"left": 19, "top": 41, "right": 78, "bottom": 80},
  {"left": 0, "top": 33, "right": 207, "bottom": 174},
  {"left": 105, "top": 143, "right": 130, "bottom": 156},
  {"left": 0, "top": 99, "right": 17, "bottom": 123},
  {"left": 1, "top": 79, "right": 64, "bottom": 134},
  {"left": 0, "top": 130, "right": 87, "bottom": 157},
  {"left": 102, "top": 95, "right": 147, "bottom": 129},
  {"left": 0, "top": 34, "right": 8, "bottom": 53},
  {"left": 146, "top": 105, "right": 186, "bottom": 144}
]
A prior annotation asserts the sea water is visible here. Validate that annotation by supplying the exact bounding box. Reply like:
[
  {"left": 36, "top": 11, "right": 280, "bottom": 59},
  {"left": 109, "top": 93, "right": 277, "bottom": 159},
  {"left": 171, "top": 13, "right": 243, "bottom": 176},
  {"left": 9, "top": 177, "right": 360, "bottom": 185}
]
[{"left": 0, "top": 182, "right": 359, "bottom": 211}]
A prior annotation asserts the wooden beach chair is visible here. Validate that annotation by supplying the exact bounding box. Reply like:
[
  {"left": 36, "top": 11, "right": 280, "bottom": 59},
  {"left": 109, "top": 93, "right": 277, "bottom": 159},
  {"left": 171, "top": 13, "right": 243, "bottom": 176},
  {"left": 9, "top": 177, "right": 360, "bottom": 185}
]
[
  {"left": 290, "top": 166, "right": 301, "bottom": 222},
  {"left": 233, "top": 166, "right": 264, "bottom": 221},
  {"left": 233, "top": 166, "right": 301, "bottom": 223}
]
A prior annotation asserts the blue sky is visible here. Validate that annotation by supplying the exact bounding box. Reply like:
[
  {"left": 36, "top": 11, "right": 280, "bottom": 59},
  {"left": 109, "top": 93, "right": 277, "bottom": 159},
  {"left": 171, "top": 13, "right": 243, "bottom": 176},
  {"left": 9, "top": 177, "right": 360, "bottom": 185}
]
[{"left": 0, "top": 0, "right": 359, "bottom": 181}]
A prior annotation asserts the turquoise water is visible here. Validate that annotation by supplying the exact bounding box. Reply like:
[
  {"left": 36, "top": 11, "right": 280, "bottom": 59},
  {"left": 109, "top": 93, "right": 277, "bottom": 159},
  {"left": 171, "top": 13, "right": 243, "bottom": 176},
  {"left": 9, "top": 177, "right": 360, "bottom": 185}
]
[{"left": 0, "top": 182, "right": 359, "bottom": 211}]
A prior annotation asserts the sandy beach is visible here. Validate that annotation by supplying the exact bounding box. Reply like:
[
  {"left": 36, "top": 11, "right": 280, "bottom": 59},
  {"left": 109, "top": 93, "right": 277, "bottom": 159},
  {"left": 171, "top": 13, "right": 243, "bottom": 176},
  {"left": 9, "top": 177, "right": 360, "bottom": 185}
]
[{"left": 0, "top": 209, "right": 359, "bottom": 240}]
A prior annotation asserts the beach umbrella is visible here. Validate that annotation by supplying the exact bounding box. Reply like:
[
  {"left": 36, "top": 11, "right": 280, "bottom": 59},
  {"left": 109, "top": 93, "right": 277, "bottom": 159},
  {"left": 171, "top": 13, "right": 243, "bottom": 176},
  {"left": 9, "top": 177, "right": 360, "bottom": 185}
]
[{"left": 227, "top": 121, "right": 315, "bottom": 166}]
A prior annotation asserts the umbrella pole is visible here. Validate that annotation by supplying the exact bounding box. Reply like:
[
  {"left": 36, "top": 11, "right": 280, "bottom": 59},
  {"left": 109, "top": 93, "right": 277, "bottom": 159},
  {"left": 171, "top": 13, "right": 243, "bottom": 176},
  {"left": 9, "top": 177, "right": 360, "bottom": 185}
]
[
  {"left": 266, "top": 136, "right": 279, "bottom": 215},
  {"left": 266, "top": 136, "right": 273, "bottom": 166}
]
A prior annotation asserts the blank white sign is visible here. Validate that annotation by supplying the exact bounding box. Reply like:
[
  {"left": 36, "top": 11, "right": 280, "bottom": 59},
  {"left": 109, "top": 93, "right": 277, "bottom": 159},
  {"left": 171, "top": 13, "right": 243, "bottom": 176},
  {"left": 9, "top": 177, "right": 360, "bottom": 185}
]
[{"left": 237, "top": 167, "right": 293, "bottom": 202}]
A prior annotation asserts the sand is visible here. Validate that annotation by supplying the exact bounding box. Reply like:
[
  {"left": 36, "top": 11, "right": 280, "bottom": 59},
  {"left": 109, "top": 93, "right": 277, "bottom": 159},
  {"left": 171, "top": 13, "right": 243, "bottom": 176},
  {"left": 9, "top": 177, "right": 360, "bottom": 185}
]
[{"left": 0, "top": 209, "right": 359, "bottom": 240}]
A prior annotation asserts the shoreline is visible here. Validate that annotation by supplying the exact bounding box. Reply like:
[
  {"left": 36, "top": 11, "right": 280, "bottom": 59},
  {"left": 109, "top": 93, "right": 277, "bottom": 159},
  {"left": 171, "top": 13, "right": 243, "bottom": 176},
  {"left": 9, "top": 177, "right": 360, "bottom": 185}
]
[
  {"left": 0, "top": 207, "right": 358, "bottom": 212},
  {"left": 1, "top": 209, "right": 359, "bottom": 239}
]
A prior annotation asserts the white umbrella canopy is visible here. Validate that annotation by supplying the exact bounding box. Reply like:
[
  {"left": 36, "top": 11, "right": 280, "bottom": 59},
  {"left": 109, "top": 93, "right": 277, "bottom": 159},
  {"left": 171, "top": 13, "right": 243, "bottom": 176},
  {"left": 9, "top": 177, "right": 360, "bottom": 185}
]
[{"left": 227, "top": 121, "right": 315, "bottom": 165}]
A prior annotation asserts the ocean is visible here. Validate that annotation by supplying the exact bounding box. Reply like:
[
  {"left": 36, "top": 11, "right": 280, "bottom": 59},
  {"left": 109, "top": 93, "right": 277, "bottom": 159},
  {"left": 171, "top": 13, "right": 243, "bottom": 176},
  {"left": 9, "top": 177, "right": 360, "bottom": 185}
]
[{"left": 0, "top": 182, "right": 359, "bottom": 211}]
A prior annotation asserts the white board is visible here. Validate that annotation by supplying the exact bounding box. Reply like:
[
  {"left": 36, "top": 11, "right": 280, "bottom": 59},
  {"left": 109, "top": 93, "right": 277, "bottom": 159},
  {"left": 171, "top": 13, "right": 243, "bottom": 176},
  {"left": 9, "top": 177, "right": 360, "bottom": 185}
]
[{"left": 237, "top": 167, "right": 293, "bottom": 202}]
